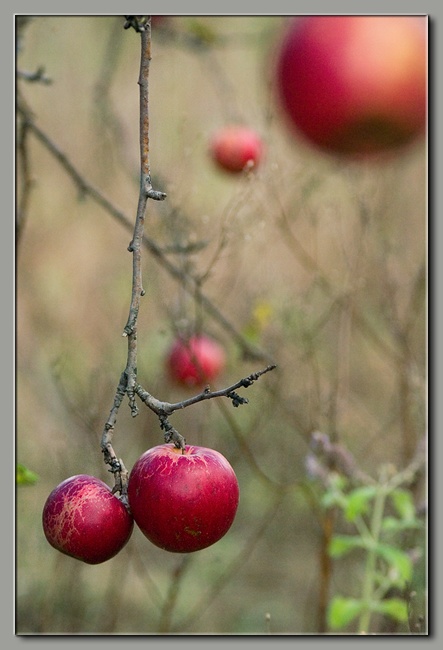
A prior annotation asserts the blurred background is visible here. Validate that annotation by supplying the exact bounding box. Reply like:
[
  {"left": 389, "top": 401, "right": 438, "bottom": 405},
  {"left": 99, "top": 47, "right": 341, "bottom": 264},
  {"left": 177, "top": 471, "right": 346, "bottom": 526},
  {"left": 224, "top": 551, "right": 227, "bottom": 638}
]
[{"left": 16, "top": 16, "right": 427, "bottom": 634}]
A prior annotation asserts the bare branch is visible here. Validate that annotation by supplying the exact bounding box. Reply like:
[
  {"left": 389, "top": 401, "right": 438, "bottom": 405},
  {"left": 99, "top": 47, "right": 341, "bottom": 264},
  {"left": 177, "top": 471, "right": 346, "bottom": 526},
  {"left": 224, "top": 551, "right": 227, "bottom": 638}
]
[
  {"left": 134, "top": 364, "right": 277, "bottom": 450},
  {"left": 16, "top": 19, "right": 277, "bottom": 490},
  {"left": 99, "top": 17, "right": 159, "bottom": 491}
]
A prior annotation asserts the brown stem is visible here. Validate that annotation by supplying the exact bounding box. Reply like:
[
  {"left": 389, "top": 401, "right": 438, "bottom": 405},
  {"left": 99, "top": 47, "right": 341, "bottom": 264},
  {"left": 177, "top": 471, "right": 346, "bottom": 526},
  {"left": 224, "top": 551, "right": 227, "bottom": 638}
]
[{"left": 100, "top": 17, "right": 164, "bottom": 491}]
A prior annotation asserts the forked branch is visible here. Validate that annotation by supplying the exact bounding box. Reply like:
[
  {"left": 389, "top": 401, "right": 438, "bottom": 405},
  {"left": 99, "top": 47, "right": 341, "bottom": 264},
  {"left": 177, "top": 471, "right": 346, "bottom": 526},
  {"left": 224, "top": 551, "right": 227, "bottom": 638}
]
[{"left": 134, "top": 364, "right": 277, "bottom": 450}]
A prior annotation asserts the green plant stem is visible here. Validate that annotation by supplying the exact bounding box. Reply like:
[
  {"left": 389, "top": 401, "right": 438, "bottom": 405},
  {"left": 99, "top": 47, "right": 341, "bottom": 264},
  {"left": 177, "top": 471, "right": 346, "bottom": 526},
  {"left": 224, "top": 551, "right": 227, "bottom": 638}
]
[{"left": 357, "top": 480, "right": 388, "bottom": 633}]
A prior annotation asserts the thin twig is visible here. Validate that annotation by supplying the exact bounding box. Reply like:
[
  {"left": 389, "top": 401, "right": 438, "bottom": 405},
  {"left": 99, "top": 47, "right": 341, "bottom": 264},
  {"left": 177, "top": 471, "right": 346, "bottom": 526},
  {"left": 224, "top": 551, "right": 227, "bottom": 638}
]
[
  {"left": 16, "top": 67, "right": 52, "bottom": 84},
  {"left": 16, "top": 115, "right": 34, "bottom": 248},
  {"left": 134, "top": 364, "right": 277, "bottom": 450},
  {"left": 134, "top": 364, "right": 276, "bottom": 415},
  {"left": 16, "top": 17, "right": 276, "bottom": 489},
  {"left": 100, "top": 16, "right": 166, "bottom": 492}
]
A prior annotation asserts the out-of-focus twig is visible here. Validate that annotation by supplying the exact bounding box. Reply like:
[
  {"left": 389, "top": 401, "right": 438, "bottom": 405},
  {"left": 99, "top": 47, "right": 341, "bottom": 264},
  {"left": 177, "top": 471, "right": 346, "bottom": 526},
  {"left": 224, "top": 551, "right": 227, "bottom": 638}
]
[{"left": 15, "top": 102, "right": 273, "bottom": 364}]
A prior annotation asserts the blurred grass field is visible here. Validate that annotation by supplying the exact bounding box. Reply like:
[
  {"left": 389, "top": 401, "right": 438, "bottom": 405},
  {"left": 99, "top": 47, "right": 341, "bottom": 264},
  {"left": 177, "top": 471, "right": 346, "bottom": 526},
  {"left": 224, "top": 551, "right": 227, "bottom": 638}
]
[{"left": 16, "top": 16, "right": 427, "bottom": 634}]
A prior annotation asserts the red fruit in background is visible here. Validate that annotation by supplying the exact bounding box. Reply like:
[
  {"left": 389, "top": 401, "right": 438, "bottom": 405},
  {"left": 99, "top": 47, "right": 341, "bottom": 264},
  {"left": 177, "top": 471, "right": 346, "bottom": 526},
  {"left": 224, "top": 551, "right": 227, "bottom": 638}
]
[
  {"left": 166, "top": 334, "right": 226, "bottom": 387},
  {"left": 127, "top": 444, "right": 240, "bottom": 553},
  {"left": 275, "top": 16, "right": 427, "bottom": 157},
  {"left": 210, "top": 125, "right": 264, "bottom": 173},
  {"left": 42, "top": 475, "right": 134, "bottom": 564}
]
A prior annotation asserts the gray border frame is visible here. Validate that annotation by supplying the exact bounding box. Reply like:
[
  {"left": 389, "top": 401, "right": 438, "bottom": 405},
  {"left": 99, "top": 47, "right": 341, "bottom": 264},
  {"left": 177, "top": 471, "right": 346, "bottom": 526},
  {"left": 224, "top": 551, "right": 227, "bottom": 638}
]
[{"left": 9, "top": 1, "right": 437, "bottom": 646}]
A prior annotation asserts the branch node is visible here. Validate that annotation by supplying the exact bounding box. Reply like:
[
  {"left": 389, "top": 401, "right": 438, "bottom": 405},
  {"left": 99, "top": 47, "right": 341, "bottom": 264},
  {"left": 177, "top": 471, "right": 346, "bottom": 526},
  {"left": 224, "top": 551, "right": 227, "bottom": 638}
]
[
  {"left": 147, "top": 188, "right": 167, "bottom": 201},
  {"left": 227, "top": 391, "right": 249, "bottom": 408},
  {"left": 124, "top": 16, "right": 149, "bottom": 32}
]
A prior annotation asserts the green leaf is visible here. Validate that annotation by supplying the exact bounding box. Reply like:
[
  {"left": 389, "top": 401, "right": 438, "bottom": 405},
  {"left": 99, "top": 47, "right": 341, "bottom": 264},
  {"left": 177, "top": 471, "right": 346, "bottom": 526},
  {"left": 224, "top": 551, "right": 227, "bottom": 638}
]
[
  {"left": 344, "top": 486, "right": 378, "bottom": 521},
  {"left": 382, "top": 516, "right": 423, "bottom": 533},
  {"left": 320, "top": 474, "right": 349, "bottom": 509},
  {"left": 373, "top": 598, "right": 408, "bottom": 623},
  {"left": 329, "top": 534, "right": 365, "bottom": 558},
  {"left": 328, "top": 596, "right": 364, "bottom": 629},
  {"left": 375, "top": 543, "right": 413, "bottom": 583},
  {"left": 186, "top": 19, "right": 218, "bottom": 44},
  {"left": 390, "top": 489, "right": 416, "bottom": 522},
  {"left": 16, "top": 463, "right": 39, "bottom": 486},
  {"left": 321, "top": 490, "right": 347, "bottom": 510}
]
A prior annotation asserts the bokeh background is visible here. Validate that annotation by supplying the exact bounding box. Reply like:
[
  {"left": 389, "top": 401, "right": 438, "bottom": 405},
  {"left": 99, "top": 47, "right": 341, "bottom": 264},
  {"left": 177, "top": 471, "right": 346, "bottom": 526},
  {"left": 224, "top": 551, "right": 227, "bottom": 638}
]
[{"left": 16, "top": 15, "right": 427, "bottom": 634}]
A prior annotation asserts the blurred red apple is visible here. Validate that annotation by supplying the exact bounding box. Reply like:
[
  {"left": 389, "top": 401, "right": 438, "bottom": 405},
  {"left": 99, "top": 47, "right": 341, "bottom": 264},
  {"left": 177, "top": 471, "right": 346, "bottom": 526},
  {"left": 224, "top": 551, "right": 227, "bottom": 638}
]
[
  {"left": 127, "top": 444, "right": 240, "bottom": 553},
  {"left": 151, "top": 15, "right": 168, "bottom": 27},
  {"left": 42, "top": 475, "right": 134, "bottom": 564},
  {"left": 166, "top": 334, "right": 226, "bottom": 387},
  {"left": 210, "top": 125, "right": 264, "bottom": 172},
  {"left": 275, "top": 16, "right": 427, "bottom": 157}
]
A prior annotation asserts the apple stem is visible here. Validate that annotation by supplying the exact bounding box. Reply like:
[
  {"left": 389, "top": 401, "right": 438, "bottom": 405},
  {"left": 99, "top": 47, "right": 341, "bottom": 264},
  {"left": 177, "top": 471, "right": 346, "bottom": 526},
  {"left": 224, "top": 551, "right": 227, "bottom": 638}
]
[{"left": 159, "top": 416, "right": 186, "bottom": 451}]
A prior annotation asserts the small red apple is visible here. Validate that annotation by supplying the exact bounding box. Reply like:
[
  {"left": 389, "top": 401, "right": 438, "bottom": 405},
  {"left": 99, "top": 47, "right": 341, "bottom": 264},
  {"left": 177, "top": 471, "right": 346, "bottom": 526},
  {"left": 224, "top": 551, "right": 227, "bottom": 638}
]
[
  {"left": 127, "top": 444, "right": 240, "bottom": 553},
  {"left": 166, "top": 334, "right": 226, "bottom": 387},
  {"left": 274, "top": 16, "right": 427, "bottom": 157},
  {"left": 210, "top": 125, "right": 264, "bottom": 173},
  {"left": 42, "top": 475, "right": 134, "bottom": 564}
]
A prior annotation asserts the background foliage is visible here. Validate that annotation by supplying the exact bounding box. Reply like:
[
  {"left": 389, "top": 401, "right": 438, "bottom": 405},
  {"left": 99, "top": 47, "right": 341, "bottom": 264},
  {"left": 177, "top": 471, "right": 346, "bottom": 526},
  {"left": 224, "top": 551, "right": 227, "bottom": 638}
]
[{"left": 16, "top": 16, "right": 427, "bottom": 634}]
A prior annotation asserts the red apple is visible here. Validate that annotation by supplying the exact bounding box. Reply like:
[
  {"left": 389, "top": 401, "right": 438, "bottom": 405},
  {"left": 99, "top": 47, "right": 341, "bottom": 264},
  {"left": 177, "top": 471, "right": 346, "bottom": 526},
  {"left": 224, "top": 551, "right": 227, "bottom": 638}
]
[
  {"left": 210, "top": 125, "right": 264, "bottom": 173},
  {"left": 42, "top": 474, "right": 134, "bottom": 564},
  {"left": 166, "top": 334, "right": 226, "bottom": 387},
  {"left": 274, "top": 16, "right": 427, "bottom": 157},
  {"left": 127, "top": 444, "right": 240, "bottom": 553}
]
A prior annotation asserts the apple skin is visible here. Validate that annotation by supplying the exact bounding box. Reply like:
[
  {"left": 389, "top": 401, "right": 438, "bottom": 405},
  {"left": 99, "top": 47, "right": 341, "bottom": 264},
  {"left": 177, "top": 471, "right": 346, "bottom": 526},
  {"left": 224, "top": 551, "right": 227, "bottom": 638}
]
[
  {"left": 275, "top": 16, "right": 427, "bottom": 157},
  {"left": 42, "top": 475, "right": 134, "bottom": 564},
  {"left": 166, "top": 334, "right": 226, "bottom": 387},
  {"left": 127, "top": 444, "right": 240, "bottom": 553},
  {"left": 210, "top": 125, "right": 264, "bottom": 173}
]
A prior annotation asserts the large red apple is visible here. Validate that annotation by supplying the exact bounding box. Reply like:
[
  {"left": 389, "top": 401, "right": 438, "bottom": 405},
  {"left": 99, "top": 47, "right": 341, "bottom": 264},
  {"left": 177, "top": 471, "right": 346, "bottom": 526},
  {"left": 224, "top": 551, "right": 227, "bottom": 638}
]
[
  {"left": 274, "top": 16, "right": 427, "bottom": 157},
  {"left": 210, "top": 125, "right": 264, "bottom": 173},
  {"left": 127, "top": 444, "right": 240, "bottom": 553},
  {"left": 166, "top": 334, "right": 226, "bottom": 387},
  {"left": 42, "top": 475, "right": 134, "bottom": 564}
]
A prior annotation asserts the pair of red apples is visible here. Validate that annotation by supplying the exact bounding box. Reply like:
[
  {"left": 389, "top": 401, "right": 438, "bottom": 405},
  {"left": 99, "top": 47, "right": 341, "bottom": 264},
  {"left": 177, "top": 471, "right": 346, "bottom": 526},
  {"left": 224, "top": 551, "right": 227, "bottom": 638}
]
[
  {"left": 42, "top": 15, "right": 427, "bottom": 564},
  {"left": 210, "top": 15, "right": 426, "bottom": 172},
  {"left": 42, "top": 443, "right": 240, "bottom": 564},
  {"left": 42, "top": 335, "right": 234, "bottom": 563}
]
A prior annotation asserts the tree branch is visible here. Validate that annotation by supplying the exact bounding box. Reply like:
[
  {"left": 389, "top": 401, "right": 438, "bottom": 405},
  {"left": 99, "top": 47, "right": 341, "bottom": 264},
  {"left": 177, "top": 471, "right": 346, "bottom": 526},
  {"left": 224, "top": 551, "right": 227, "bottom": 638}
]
[
  {"left": 98, "top": 16, "right": 162, "bottom": 490},
  {"left": 134, "top": 364, "right": 277, "bottom": 450},
  {"left": 16, "top": 18, "right": 277, "bottom": 488}
]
